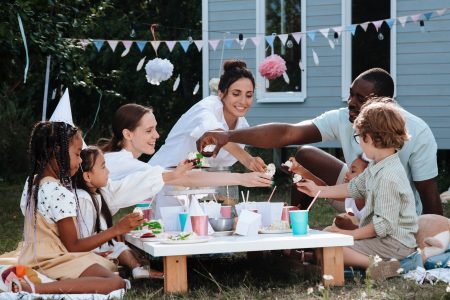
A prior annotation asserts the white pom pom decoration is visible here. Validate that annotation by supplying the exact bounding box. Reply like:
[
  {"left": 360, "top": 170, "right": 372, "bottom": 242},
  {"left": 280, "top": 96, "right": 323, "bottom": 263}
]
[{"left": 145, "top": 58, "right": 174, "bottom": 85}]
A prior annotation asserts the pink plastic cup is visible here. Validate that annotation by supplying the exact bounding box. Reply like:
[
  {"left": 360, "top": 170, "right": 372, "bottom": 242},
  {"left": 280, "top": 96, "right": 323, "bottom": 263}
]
[
  {"left": 190, "top": 215, "right": 209, "bottom": 236},
  {"left": 220, "top": 206, "right": 232, "bottom": 218},
  {"left": 281, "top": 206, "right": 298, "bottom": 225},
  {"left": 142, "top": 208, "right": 153, "bottom": 220}
]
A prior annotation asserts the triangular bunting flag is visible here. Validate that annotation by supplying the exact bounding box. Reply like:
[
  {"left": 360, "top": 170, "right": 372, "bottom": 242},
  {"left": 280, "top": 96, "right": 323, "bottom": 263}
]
[
  {"left": 398, "top": 16, "right": 408, "bottom": 27},
  {"left": 333, "top": 26, "right": 343, "bottom": 36},
  {"left": 224, "top": 39, "right": 234, "bottom": 49},
  {"left": 150, "top": 41, "right": 160, "bottom": 52},
  {"left": 291, "top": 32, "right": 301, "bottom": 44},
  {"left": 251, "top": 36, "right": 261, "bottom": 47},
  {"left": 436, "top": 8, "right": 447, "bottom": 16},
  {"left": 136, "top": 41, "right": 147, "bottom": 52},
  {"left": 423, "top": 12, "right": 433, "bottom": 21},
  {"left": 121, "top": 40, "right": 133, "bottom": 57},
  {"left": 307, "top": 31, "right": 316, "bottom": 41},
  {"left": 347, "top": 24, "right": 357, "bottom": 35},
  {"left": 235, "top": 37, "right": 248, "bottom": 49},
  {"left": 277, "top": 34, "right": 288, "bottom": 45},
  {"left": 312, "top": 49, "right": 319, "bottom": 66},
  {"left": 328, "top": 39, "right": 335, "bottom": 49},
  {"left": 78, "top": 39, "right": 90, "bottom": 50},
  {"left": 319, "top": 28, "right": 330, "bottom": 38},
  {"left": 209, "top": 39, "right": 220, "bottom": 51},
  {"left": 93, "top": 39, "right": 104, "bottom": 52},
  {"left": 265, "top": 35, "right": 275, "bottom": 47},
  {"left": 410, "top": 14, "right": 422, "bottom": 23},
  {"left": 107, "top": 40, "right": 119, "bottom": 52},
  {"left": 179, "top": 40, "right": 190, "bottom": 52},
  {"left": 373, "top": 20, "right": 384, "bottom": 31},
  {"left": 385, "top": 18, "right": 396, "bottom": 29},
  {"left": 165, "top": 41, "right": 176, "bottom": 52},
  {"left": 360, "top": 22, "right": 370, "bottom": 32},
  {"left": 194, "top": 40, "right": 203, "bottom": 51}
]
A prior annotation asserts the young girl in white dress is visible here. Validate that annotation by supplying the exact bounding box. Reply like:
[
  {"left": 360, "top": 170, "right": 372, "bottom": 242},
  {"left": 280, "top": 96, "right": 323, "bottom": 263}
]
[{"left": 17, "top": 121, "right": 143, "bottom": 294}]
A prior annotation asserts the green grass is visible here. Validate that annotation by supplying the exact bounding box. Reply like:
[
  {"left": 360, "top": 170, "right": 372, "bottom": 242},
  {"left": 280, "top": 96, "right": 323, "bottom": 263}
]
[{"left": 2, "top": 182, "right": 450, "bottom": 299}]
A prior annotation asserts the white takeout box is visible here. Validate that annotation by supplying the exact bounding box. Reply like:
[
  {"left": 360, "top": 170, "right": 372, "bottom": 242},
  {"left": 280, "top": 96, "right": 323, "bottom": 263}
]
[
  {"left": 160, "top": 206, "right": 184, "bottom": 231},
  {"left": 235, "top": 210, "right": 261, "bottom": 236},
  {"left": 256, "top": 202, "right": 284, "bottom": 227},
  {"left": 200, "top": 201, "right": 221, "bottom": 219}
]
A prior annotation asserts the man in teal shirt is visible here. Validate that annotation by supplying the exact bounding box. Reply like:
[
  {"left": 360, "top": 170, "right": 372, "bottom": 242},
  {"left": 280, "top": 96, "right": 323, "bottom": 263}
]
[{"left": 196, "top": 68, "right": 442, "bottom": 215}]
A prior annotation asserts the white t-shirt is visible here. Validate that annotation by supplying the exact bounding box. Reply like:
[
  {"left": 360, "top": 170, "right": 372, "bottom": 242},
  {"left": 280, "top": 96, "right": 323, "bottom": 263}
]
[
  {"left": 313, "top": 107, "right": 438, "bottom": 214},
  {"left": 344, "top": 198, "right": 364, "bottom": 220},
  {"left": 20, "top": 179, "right": 77, "bottom": 224},
  {"left": 104, "top": 149, "right": 152, "bottom": 181},
  {"left": 149, "top": 95, "right": 250, "bottom": 168}
]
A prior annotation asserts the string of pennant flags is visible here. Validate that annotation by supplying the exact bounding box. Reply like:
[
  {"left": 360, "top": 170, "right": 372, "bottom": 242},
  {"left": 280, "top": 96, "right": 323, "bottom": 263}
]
[{"left": 74, "top": 7, "right": 449, "bottom": 57}]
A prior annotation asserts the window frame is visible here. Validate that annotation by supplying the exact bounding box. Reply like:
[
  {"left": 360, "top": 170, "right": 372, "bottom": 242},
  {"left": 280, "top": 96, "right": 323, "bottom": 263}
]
[{"left": 256, "top": 0, "right": 307, "bottom": 103}]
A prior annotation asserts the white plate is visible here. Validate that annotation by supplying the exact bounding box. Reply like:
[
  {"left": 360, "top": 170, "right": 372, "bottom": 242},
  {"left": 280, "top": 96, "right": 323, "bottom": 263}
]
[
  {"left": 212, "top": 231, "right": 234, "bottom": 237},
  {"left": 259, "top": 229, "right": 292, "bottom": 234},
  {"left": 160, "top": 237, "right": 212, "bottom": 244},
  {"left": 140, "top": 237, "right": 163, "bottom": 242}
]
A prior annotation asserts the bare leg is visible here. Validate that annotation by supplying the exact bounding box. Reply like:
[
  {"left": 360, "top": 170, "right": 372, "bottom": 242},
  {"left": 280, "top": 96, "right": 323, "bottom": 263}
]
[
  {"left": 21, "top": 264, "right": 125, "bottom": 294},
  {"left": 343, "top": 247, "right": 370, "bottom": 268},
  {"left": 292, "top": 146, "right": 346, "bottom": 209}
]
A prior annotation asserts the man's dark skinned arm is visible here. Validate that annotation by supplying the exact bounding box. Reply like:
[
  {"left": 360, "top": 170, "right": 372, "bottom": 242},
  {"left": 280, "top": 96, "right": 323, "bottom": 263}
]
[{"left": 415, "top": 178, "right": 443, "bottom": 215}]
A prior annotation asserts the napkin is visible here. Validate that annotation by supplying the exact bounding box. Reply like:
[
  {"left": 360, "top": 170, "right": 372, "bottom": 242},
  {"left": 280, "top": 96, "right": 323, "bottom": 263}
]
[
  {"left": 183, "top": 198, "right": 215, "bottom": 234},
  {"left": 235, "top": 210, "right": 261, "bottom": 236}
]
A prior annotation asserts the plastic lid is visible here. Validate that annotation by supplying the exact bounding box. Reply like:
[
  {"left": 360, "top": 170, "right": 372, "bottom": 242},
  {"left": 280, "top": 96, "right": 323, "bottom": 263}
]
[{"left": 135, "top": 203, "right": 150, "bottom": 208}]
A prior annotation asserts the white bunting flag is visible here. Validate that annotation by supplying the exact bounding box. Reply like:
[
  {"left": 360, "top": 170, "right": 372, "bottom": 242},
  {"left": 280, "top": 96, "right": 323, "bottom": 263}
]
[
  {"left": 193, "top": 82, "right": 200, "bottom": 95},
  {"left": 282, "top": 72, "right": 290, "bottom": 84},
  {"left": 436, "top": 8, "right": 447, "bottom": 16},
  {"left": 150, "top": 41, "right": 161, "bottom": 53},
  {"left": 291, "top": 32, "right": 302, "bottom": 44},
  {"left": 398, "top": 16, "right": 408, "bottom": 27},
  {"left": 209, "top": 39, "right": 220, "bottom": 51},
  {"left": 173, "top": 74, "right": 180, "bottom": 91},
  {"left": 194, "top": 40, "right": 203, "bottom": 51},
  {"left": 312, "top": 49, "right": 319, "bottom": 66},
  {"left": 250, "top": 36, "right": 261, "bottom": 47},
  {"left": 319, "top": 28, "right": 330, "bottom": 39},
  {"left": 360, "top": 22, "right": 370, "bottom": 32},
  {"left": 277, "top": 34, "right": 289, "bottom": 45},
  {"left": 328, "top": 39, "right": 335, "bottom": 49},
  {"left": 136, "top": 56, "right": 146, "bottom": 71},
  {"left": 107, "top": 40, "right": 119, "bottom": 52}
]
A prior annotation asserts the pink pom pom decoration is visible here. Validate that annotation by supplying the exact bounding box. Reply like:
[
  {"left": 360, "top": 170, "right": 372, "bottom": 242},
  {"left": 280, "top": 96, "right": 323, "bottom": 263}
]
[{"left": 258, "top": 54, "right": 287, "bottom": 80}]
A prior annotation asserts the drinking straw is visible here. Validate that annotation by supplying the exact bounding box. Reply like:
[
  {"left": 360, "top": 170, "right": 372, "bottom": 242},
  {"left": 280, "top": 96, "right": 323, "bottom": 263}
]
[
  {"left": 241, "top": 191, "right": 246, "bottom": 203},
  {"left": 212, "top": 193, "right": 218, "bottom": 203},
  {"left": 267, "top": 186, "right": 277, "bottom": 202},
  {"left": 246, "top": 190, "right": 250, "bottom": 202},
  {"left": 226, "top": 185, "right": 230, "bottom": 199},
  {"left": 306, "top": 190, "right": 322, "bottom": 211}
]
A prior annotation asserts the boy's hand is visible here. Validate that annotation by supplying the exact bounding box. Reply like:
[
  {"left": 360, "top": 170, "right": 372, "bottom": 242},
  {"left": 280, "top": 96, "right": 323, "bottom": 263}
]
[
  {"left": 295, "top": 179, "right": 319, "bottom": 197},
  {"left": 240, "top": 172, "right": 273, "bottom": 187}
]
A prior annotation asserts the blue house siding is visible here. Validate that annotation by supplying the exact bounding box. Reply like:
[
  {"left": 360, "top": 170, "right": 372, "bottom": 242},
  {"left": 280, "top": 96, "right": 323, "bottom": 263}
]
[{"left": 206, "top": 0, "right": 450, "bottom": 149}]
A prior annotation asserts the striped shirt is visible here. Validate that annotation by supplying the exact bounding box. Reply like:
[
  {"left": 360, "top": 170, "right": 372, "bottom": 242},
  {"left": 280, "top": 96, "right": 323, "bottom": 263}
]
[{"left": 348, "top": 152, "right": 418, "bottom": 248}]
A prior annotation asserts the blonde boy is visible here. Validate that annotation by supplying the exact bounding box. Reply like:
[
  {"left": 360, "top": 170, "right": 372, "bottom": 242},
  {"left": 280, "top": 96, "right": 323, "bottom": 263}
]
[{"left": 297, "top": 99, "right": 418, "bottom": 278}]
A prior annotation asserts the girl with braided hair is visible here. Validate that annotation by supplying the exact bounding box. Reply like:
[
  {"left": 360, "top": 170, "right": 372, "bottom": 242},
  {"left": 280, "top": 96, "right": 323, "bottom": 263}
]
[{"left": 16, "top": 121, "right": 139, "bottom": 294}]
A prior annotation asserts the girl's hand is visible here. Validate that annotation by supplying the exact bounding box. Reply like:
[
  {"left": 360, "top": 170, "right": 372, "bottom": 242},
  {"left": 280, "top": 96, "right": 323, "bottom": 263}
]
[
  {"left": 326, "top": 226, "right": 354, "bottom": 237},
  {"left": 243, "top": 156, "right": 266, "bottom": 172},
  {"left": 116, "top": 212, "right": 144, "bottom": 234},
  {"left": 240, "top": 172, "right": 272, "bottom": 187},
  {"left": 94, "top": 250, "right": 113, "bottom": 257},
  {"left": 295, "top": 179, "right": 319, "bottom": 197},
  {"left": 173, "top": 160, "right": 194, "bottom": 176}
]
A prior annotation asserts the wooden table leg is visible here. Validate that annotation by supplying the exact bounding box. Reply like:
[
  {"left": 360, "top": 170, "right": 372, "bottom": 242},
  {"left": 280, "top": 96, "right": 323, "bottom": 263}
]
[
  {"left": 163, "top": 255, "right": 188, "bottom": 294},
  {"left": 315, "top": 247, "right": 344, "bottom": 286}
]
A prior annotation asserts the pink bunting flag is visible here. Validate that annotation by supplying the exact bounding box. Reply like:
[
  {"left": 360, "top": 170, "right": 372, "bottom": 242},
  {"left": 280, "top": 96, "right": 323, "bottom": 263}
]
[
  {"left": 250, "top": 36, "right": 261, "bottom": 47},
  {"left": 78, "top": 39, "right": 90, "bottom": 50},
  {"left": 150, "top": 41, "right": 161, "bottom": 53},
  {"left": 277, "top": 34, "right": 288, "bottom": 45},
  {"left": 291, "top": 32, "right": 302, "bottom": 44},
  {"left": 373, "top": 20, "right": 384, "bottom": 31},
  {"left": 209, "top": 39, "right": 220, "bottom": 51},
  {"left": 398, "top": 16, "right": 408, "bottom": 27},
  {"left": 360, "top": 22, "right": 370, "bottom": 32},
  {"left": 410, "top": 14, "right": 422, "bottom": 23},
  {"left": 194, "top": 40, "right": 203, "bottom": 51},
  {"left": 319, "top": 28, "right": 330, "bottom": 38},
  {"left": 165, "top": 41, "right": 176, "bottom": 52},
  {"left": 107, "top": 40, "right": 119, "bottom": 52},
  {"left": 121, "top": 40, "right": 133, "bottom": 57}
]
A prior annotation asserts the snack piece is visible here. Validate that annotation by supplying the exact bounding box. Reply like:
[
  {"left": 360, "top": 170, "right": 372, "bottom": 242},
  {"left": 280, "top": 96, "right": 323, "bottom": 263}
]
[
  {"left": 203, "top": 144, "right": 216, "bottom": 153},
  {"left": 140, "top": 232, "right": 156, "bottom": 238},
  {"left": 293, "top": 174, "right": 303, "bottom": 183},
  {"left": 186, "top": 152, "right": 208, "bottom": 167},
  {"left": 143, "top": 219, "right": 164, "bottom": 234},
  {"left": 282, "top": 160, "right": 293, "bottom": 169},
  {"left": 265, "top": 163, "right": 276, "bottom": 177},
  {"left": 263, "top": 220, "right": 290, "bottom": 231},
  {"left": 133, "top": 207, "right": 144, "bottom": 218},
  {"left": 167, "top": 232, "right": 198, "bottom": 241}
]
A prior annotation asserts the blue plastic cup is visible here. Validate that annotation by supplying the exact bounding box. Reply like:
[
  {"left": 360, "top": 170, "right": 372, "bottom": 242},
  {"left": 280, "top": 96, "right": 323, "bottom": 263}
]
[
  {"left": 179, "top": 212, "right": 188, "bottom": 232},
  {"left": 290, "top": 210, "right": 308, "bottom": 235}
]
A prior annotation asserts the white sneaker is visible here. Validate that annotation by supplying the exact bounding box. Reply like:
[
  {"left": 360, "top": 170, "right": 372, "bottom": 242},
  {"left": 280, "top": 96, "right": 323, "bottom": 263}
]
[{"left": 132, "top": 266, "right": 150, "bottom": 279}]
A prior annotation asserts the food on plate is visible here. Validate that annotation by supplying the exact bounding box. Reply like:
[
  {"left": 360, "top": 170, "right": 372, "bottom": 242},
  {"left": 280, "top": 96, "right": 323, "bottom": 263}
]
[
  {"left": 140, "top": 232, "right": 156, "bottom": 238},
  {"left": 186, "top": 152, "right": 209, "bottom": 167},
  {"left": 293, "top": 174, "right": 303, "bottom": 183},
  {"left": 265, "top": 163, "right": 276, "bottom": 177},
  {"left": 167, "top": 232, "right": 198, "bottom": 241},
  {"left": 143, "top": 219, "right": 164, "bottom": 234},
  {"left": 262, "top": 220, "right": 290, "bottom": 231}
]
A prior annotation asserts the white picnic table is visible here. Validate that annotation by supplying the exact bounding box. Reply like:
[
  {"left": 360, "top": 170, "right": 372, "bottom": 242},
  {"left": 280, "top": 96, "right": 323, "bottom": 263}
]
[{"left": 125, "top": 230, "right": 353, "bottom": 294}]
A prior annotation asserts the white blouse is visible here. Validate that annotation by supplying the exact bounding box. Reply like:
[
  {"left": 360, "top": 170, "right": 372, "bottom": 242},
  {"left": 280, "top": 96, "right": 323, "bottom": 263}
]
[
  {"left": 104, "top": 149, "right": 150, "bottom": 181},
  {"left": 76, "top": 167, "right": 165, "bottom": 237},
  {"left": 149, "top": 95, "right": 249, "bottom": 168}
]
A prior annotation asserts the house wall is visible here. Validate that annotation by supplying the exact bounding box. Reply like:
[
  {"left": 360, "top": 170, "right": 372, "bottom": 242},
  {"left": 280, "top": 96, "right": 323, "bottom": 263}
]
[{"left": 206, "top": 0, "right": 450, "bottom": 149}]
